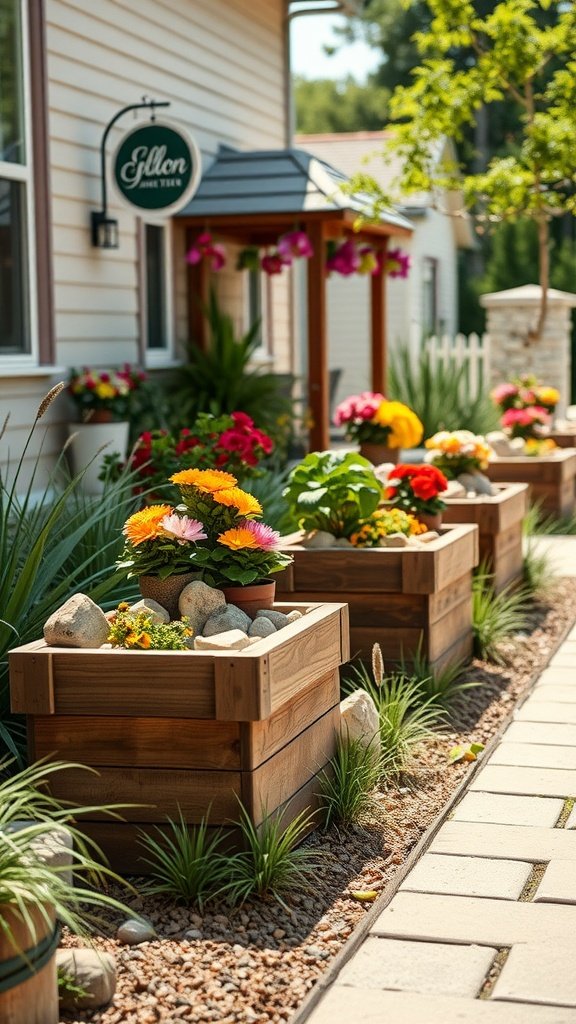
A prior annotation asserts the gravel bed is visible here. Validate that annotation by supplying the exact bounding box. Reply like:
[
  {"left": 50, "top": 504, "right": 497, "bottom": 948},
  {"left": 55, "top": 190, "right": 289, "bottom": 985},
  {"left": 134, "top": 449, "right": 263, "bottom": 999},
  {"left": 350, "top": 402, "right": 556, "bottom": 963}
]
[{"left": 59, "top": 577, "right": 576, "bottom": 1024}]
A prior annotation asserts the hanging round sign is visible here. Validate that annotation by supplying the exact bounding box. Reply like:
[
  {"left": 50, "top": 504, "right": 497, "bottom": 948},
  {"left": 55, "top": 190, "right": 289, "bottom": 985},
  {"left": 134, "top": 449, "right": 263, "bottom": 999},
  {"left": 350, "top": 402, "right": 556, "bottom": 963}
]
[{"left": 112, "top": 121, "right": 201, "bottom": 214}]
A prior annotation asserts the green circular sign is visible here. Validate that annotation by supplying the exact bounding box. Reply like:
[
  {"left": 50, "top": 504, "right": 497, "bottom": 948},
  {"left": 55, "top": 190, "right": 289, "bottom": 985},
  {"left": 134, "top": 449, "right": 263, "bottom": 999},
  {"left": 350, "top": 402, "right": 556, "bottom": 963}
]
[{"left": 113, "top": 122, "right": 200, "bottom": 213}]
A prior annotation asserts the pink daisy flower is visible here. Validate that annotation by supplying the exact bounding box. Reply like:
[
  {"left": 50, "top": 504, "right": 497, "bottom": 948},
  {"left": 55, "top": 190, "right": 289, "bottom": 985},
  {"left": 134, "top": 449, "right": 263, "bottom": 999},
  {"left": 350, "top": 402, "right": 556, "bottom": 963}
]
[
  {"left": 160, "top": 514, "right": 207, "bottom": 545},
  {"left": 241, "top": 519, "right": 281, "bottom": 550}
]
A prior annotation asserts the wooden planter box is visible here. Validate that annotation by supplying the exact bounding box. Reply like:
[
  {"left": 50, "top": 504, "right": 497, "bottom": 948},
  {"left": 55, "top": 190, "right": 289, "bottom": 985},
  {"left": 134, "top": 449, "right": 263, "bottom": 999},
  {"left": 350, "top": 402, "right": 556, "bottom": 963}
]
[
  {"left": 547, "top": 430, "right": 576, "bottom": 449},
  {"left": 9, "top": 603, "right": 348, "bottom": 874},
  {"left": 277, "top": 525, "right": 478, "bottom": 673},
  {"left": 486, "top": 450, "right": 576, "bottom": 517},
  {"left": 442, "top": 483, "right": 528, "bottom": 593}
]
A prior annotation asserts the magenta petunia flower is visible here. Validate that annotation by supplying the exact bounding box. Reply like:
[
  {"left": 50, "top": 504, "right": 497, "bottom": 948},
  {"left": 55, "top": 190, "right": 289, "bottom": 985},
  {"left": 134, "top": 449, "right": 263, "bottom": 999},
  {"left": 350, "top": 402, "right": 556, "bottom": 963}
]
[
  {"left": 386, "top": 248, "right": 411, "bottom": 279},
  {"left": 160, "top": 514, "right": 208, "bottom": 545},
  {"left": 277, "top": 230, "right": 314, "bottom": 260},
  {"left": 240, "top": 519, "right": 281, "bottom": 550}
]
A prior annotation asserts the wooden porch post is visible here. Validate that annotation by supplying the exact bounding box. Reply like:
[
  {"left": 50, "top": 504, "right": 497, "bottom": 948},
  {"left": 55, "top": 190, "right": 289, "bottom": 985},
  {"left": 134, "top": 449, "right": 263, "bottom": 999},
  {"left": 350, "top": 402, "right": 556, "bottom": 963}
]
[
  {"left": 307, "top": 221, "right": 329, "bottom": 451},
  {"left": 370, "top": 241, "right": 388, "bottom": 394}
]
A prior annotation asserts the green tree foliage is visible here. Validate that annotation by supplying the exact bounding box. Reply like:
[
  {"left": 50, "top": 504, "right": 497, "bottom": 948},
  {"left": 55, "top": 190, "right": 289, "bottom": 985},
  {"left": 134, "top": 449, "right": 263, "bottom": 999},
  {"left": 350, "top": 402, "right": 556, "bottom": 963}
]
[
  {"left": 365, "top": 0, "right": 576, "bottom": 342},
  {"left": 294, "top": 75, "right": 389, "bottom": 134}
]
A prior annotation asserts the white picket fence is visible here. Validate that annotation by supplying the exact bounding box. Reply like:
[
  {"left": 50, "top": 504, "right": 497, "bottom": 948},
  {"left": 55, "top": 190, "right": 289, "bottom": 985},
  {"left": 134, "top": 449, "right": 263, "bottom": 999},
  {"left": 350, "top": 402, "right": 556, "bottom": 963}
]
[{"left": 407, "top": 327, "right": 491, "bottom": 400}]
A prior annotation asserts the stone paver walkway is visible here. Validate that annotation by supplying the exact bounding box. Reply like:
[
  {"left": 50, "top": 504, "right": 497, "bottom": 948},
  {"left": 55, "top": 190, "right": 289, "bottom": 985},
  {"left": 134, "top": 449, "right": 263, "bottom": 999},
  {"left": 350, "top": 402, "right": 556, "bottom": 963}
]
[{"left": 304, "top": 623, "right": 576, "bottom": 1023}]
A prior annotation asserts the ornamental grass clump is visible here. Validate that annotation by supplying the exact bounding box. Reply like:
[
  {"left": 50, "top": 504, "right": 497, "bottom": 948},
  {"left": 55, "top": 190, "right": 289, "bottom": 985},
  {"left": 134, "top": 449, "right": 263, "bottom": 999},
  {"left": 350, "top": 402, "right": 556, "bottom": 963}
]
[
  {"left": 333, "top": 391, "right": 423, "bottom": 449},
  {"left": 138, "top": 812, "right": 231, "bottom": 908},
  {"left": 107, "top": 603, "right": 193, "bottom": 650},
  {"left": 472, "top": 570, "right": 530, "bottom": 664},
  {"left": 319, "top": 736, "right": 385, "bottom": 829}
]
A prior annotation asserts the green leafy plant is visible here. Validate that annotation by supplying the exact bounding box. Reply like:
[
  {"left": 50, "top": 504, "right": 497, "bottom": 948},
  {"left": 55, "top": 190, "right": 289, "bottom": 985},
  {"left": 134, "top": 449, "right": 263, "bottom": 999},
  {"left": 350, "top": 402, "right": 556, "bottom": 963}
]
[
  {"left": 0, "top": 758, "right": 137, "bottom": 956},
  {"left": 138, "top": 811, "right": 231, "bottom": 908},
  {"left": 107, "top": 604, "right": 193, "bottom": 650},
  {"left": 319, "top": 735, "right": 384, "bottom": 829},
  {"left": 0, "top": 387, "right": 140, "bottom": 762},
  {"left": 344, "top": 646, "right": 443, "bottom": 777},
  {"left": 283, "top": 450, "right": 383, "bottom": 538},
  {"left": 243, "top": 468, "right": 298, "bottom": 535},
  {"left": 525, "top": 501, "right": 576, "bottom": 537},
  {"left": 168, "top": 291, "right": 293, "bottom": 448},
  {"left": 226, "top": 803, "right": 322, "bottom": 910},
  {"left": 472, "top": 570, "right": 530, "bottom": 663},
  {"left": 58, "top": 968, "right": 88, "bottom": 1003},
  {"left": 389, "top": 345, "right": 499, "bottom": 439}
]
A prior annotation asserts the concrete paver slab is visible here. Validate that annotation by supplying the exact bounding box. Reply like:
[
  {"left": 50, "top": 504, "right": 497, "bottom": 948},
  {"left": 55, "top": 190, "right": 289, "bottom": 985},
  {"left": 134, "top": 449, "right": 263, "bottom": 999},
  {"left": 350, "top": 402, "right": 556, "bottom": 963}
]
[
  {"left": 547, "top": 654, "right": 576, "bottom": 669},
  {"left": 566, "top": 806, "right": 576, "bottom": 830},
  {"left": 336, "top": 936, "right": 497, "bottom": 996},
  {"left": 372, "top": 891, "right": 576, "bottom": 946},
  {"left": 430, "top": 821, "right": 576, "bottom": 862},
  {"left": 537, "top": 668, "right": 576, "bottom": 685},
  {"left": 305, "top": 986, "right": 576, "bottom": 1024},
  {"left": 399, "top": 853, "right": 531, "bottom": 900},
  {"left": 533, "top": 860, "right": 576, "bottom": 904},
  {"left": 530, "top": 687, "right": 576, "bottom": 703},
  {"left": 452, "top": 791, "right": 563, "bottom": 828},
  {"left": 470, "top": 764, "right": 576, "bottom": 797},
  {"left": 506, "top": 721, "right": 576, "bottom": 746},
  {"left": 492, "top": 943, "right": 576, "bottom": 1007},
  {"left": 516, "top": 701, "right": 576, "bottom": 723},
  {"left": 489, "top": 742, "right": 576, "bottom": 771}
]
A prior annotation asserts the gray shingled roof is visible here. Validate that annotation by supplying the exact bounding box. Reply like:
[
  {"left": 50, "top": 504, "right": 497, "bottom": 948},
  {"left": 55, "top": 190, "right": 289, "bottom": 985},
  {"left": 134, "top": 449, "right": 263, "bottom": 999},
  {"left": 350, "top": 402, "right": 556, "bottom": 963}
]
[{"left": 176, "top": 146, "right": 413, "bottom": 232}]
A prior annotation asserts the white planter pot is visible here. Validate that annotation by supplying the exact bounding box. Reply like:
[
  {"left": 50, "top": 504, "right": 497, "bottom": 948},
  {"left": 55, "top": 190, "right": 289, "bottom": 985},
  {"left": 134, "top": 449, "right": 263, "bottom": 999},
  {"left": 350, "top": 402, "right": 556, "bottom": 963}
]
[{"left": 66, "top": 422, "right": 130, "bottom": 494}]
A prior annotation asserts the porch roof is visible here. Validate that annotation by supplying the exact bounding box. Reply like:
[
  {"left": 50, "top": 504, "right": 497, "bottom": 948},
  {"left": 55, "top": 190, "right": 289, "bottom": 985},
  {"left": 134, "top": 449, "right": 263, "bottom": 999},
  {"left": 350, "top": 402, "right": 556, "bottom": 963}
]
[{"left": 176, "top": 145, "right": 413, "bottom": 236}]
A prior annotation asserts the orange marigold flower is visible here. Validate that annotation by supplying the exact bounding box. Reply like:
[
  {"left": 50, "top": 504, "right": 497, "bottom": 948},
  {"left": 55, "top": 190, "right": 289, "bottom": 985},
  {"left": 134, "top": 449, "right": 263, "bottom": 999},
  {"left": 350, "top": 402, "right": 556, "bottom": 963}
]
[
  {"left": 123, "top": 504, "right": 173, "bottom": 545},
  {"left": 212, "top": 487, "right": 263, "bottom": 516},
  {"left": 136, "top": 632, "right": 151, "bottom": 649},
  {"left": 217, "top": 527, "right": 261, "bottom": 551},
  {"left": 169, "top": 468, "right": 237, "bottom": 492}
]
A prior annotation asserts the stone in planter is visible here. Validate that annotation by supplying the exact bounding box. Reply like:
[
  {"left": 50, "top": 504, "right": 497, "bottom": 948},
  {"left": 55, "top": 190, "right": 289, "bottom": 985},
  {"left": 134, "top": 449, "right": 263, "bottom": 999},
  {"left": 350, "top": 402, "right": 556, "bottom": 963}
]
[
  {"left": 43, "top": 594, "right": 109, "bottom": 649},
  {"left": 178, "top": 580, "right": 226, "bottom": 634},
  {"left": 202, "top": 605, "right": 251, "bottom": 636},
  {"left": 194, "top": 629, "right": 251, "bottom": 651}
]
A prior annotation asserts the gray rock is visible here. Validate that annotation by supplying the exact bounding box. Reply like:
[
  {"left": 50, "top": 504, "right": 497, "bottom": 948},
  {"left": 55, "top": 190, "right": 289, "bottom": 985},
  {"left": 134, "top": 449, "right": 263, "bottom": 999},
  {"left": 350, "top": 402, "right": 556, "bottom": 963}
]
[
  {"left": 444, "top": 479, "right": 467, "bottom": 498},
  {"left": 470, "top": 471, "right": 496, "bottom": 496},
  {"left": 128, "top": 598, "right": 169, "bottom": 624},
  {"left": 56, "top": 949, "right": 116, "bottom": 1010},
  {"left": 378, "top": 533, "right": 411, "bottom": 547},
  {"left": 116, "top": 919, "right": 155, "bottom": 945},
  {"left": 194, "top": 630, "right": 251, "bottom": 651},
  {"left": 43, "top": 594, "right": 109, "bottom": 648},
  {"left": 248, "top": 618, "right": 277, "bottom": 638},
  {"left": 486, "top": 431, "right": 518, "bottom": 456},
  {"left": 302, "top": 530, "right": 336, "bottom": 549},
  {"left": 179, "top": 581, "right": 226, "bottom": 634},
  {"left": 255, "top": 609, "right": 291, "bottom": 629},
  {"left": 457, "top": 472, "right": 482, "bottom": 494},
  {"left": 203, "top": 605, "right": 251, "bottom": 636},
  {"left": 333, "top": 537, "right": 353, "bottom": 548},
  {"left": 340, "top": 689, "right": 381, "bottom": 757},
  {"left": 418, "top": 530, "right": 440, "bottom": 543},
  {"left": 4, "top": 822, "right": 73, "bottom": 884},
  {"left": 286, "top": 610, "right": 303, "bottom": 623}
]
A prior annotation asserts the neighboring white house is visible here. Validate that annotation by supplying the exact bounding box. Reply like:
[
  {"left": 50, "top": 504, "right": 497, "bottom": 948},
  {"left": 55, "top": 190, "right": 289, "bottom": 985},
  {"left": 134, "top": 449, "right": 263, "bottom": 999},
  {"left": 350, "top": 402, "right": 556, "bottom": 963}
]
[{"left": 296, "top": 131, "right": 475, "bottom": 408}]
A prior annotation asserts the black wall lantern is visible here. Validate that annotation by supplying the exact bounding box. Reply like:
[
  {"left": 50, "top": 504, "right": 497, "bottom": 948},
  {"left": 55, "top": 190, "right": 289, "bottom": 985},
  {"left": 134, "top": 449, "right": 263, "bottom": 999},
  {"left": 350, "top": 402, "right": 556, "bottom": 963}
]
[{"left": 91, "top": 96, "right": 170, "bottom": 249}]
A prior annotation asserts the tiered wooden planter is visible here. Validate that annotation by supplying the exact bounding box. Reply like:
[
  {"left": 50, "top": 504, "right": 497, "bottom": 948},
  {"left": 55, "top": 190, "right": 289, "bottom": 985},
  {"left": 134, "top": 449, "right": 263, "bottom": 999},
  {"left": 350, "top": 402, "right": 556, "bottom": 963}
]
[
  {"left": 277, "top": 525, "right": 478, "bottom": 672},
  {"left": 486, "top": 450, "right": 576, "bottom": 517},
  {"left": 9, "top": 603, "right": 348, "bottom": 874},
  {"left": 546, "top": 429, "right": 576, "bottom": 449},
  {"left": 442, "top": 483, "right": 528, "bottom": 593}
]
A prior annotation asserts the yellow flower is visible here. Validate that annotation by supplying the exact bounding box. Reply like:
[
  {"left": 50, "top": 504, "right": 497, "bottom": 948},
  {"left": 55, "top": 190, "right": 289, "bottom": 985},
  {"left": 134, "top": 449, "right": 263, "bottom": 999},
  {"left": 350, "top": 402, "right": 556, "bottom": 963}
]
[
  {"left": 536, "top": 386, "right": 559, "bottom": 406},
  {"left": 211, "top": 487, "right": 263, "bottom": 517},
  {"left": 372, "top": 401, "right": 423, "bottom": 449},
  {"left": 94, "top": 382, "right": 116, "bottom": 400},
  {"left": 169, "top": 468, "right": 237, "bottom": 492},
  {"left": 217, "top": 527, "right": 261, "bottom": 550},
  {"left": 123, "top": 504, "right": 173, "bottom": 545}
]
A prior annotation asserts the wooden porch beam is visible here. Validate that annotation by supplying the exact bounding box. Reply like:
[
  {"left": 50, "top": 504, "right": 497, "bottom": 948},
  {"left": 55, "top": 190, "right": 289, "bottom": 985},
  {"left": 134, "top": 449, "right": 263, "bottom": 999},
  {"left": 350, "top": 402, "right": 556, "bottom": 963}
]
[
  {"left": 370, "top": 242, "right": 388, "bottom": 395},
  {"left": 307, "top": 221, "right": 329, "bottom": 452}
]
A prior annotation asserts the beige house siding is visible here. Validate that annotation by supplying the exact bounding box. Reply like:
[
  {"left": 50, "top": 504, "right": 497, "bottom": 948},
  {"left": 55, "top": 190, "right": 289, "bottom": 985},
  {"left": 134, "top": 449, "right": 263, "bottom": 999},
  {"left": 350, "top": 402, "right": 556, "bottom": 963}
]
[{"left": 1, "top": 0, "right": 289, "bottom": 487}]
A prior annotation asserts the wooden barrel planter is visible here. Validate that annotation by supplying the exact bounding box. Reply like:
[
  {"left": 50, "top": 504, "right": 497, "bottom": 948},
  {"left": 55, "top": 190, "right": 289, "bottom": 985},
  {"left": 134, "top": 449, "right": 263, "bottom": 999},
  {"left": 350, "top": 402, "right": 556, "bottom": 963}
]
[
  {"left": 485, "top": 450, "right": 576, "bottom": 517},
  {"left": 9, "top": 603, "right": 348, "bottom": 874},
  {"left": 0, "top": 905, "right": 59, "bottom": 1024},
  {"left": 442, "top": 483, "right": 528, "bottom": 593},
  {"left": 276, "top": 525, "right": 479, "bottom": 673}
]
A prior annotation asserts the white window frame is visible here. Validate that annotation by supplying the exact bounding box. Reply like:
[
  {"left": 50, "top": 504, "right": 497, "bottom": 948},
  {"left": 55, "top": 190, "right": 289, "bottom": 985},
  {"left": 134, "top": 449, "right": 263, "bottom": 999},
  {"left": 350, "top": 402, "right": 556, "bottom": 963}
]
[
  {"left": 142, "top": 217, "right": 175, "bottom": 366},
  {"left": 0, "top": 0, "right": 38, "bottom": 367}
]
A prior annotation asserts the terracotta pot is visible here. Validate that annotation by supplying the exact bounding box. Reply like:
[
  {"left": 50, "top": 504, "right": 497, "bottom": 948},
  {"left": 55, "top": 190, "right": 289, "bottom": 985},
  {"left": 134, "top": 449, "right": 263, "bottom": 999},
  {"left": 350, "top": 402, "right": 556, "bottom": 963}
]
[
  {"left": 359, "top": 443, "right": 400, "bottom": 466},
  {"left": 221, "top": 579, "right": 276, "bottom": 618},
  {"left": 85, "top": 408, "right": 114, "bottom": 424},
  {"left": 138, "top": 572, "right": 197, "bottom": 620},
  {"left": 417, "top": 511, "right": 443, "bottom": 532}
]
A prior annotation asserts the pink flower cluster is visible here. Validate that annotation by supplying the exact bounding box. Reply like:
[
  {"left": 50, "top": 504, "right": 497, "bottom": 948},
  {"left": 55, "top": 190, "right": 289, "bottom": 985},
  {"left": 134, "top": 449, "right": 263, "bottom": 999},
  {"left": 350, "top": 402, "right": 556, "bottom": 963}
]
[
  {"left": 185, "top": 232, "right": 227, "bottom": 271},
  {"left": 491, "top": 382, "right": 519, "bottom": 406},
  {"left": 261, "top": 231, "right": 314, "bottom": 276},
  {"left": 216, "top": 411, "right": 274, "bottom": 467},
  {"left": 501, "top": 406, "right": 551, "bottom": 430},
  {"left": 333, "top": 391, "right": 386, "bottom": 427},
  {"left": 326, "top": 241, "right": 411, "bottom": 278}
]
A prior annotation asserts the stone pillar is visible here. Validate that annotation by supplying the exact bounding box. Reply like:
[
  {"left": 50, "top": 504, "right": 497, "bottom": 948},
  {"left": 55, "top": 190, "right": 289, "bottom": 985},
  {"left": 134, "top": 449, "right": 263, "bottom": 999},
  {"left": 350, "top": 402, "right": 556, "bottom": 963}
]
[{"left": 480, "top": 284, "right": 576, "bottom": 416}]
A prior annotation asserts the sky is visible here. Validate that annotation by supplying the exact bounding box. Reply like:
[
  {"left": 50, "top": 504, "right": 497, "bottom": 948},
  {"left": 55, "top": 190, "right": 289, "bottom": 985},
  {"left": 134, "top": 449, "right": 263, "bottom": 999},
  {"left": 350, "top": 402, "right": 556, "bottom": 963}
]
[{"left": 290, "top": 12, "right": 379, "bottom": 81}]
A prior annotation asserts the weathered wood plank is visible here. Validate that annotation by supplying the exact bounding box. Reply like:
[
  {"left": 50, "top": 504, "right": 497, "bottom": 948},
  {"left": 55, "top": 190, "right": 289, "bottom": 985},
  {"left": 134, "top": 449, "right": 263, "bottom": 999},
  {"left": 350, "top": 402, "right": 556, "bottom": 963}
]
[
  {"left": 267, "top": 608, "right": 344, "bottom": 714},
  {"left": 443, "top": 483, "right": 528, "bottom": 533},
  {"left": 32, "top": 716, "right": 242, "bottom": 770},
  {"left": 9, "top": 648, "right": 54, "bottom": 715}
]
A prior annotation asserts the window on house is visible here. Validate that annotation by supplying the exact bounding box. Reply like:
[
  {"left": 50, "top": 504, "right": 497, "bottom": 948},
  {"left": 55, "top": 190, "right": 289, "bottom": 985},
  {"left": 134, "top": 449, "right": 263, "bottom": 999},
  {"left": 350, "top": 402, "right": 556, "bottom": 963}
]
[
  {"left": 246, "top": 268, "right": 269, "bottom": 356},
  {"left": 422, "top": 257, "right": 439, "bottom": 338},
  {"left": 0, "top": 0, "right": 34, "bottom": 358},
  {"left": 145, "top": 224, "right": 167, "bottom": 351}
]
